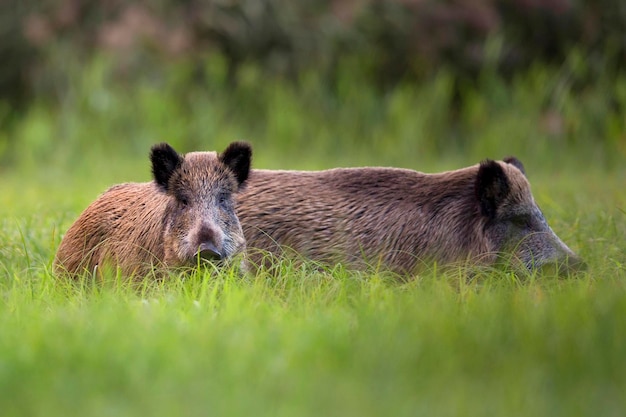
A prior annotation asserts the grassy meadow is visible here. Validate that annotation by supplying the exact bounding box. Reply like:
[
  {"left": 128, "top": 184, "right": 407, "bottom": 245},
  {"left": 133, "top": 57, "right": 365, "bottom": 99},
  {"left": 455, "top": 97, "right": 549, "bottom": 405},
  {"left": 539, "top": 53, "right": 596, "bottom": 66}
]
[{"left": 1, "top": 58, "right": 625, "bottom": 416}]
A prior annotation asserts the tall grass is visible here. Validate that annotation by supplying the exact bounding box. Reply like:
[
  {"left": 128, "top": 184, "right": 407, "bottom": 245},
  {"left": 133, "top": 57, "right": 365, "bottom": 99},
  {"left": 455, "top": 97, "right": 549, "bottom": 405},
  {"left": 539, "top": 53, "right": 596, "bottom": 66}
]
[{"left": 0, "top": 56, "right": 625, "bottom": 416}]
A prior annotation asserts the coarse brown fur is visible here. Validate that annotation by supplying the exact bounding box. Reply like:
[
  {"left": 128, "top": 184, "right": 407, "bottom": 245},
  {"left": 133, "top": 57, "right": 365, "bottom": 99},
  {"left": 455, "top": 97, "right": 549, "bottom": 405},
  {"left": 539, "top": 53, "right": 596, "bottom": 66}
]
[
  {"left": 236, "top": 158, "right": 581, "bottom": 275},
  {"left": 54, "top": 142, "right": 252, "bottom": 278}
]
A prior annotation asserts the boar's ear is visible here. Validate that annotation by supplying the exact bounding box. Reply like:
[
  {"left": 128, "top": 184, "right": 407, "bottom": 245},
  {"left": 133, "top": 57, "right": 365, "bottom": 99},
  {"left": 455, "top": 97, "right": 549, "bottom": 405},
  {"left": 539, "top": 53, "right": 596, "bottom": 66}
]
[
  {"left": 150, "top": 143, "right": 183, "bottom": 191},
  {"left": 503, "top": 156, "right": 526, "bottom": 176},
  {"left": 220, "top": 141, "right": 252, "bottom": 186},
  {"left": 475, "top": 160, "right": 510, "bottom": 219}
]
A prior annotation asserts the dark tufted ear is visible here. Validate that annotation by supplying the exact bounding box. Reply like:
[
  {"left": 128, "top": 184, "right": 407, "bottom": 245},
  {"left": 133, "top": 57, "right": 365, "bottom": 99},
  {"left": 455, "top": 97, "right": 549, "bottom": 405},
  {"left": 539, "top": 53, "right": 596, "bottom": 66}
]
[
  {"left": 220, "top": 141, "right": 252, "bottom": 186},
  {"left": 503, "top": 156, "right": 526, "bottom": 176},
  {"left": 475, "top": 160, "right": 510, "bottom": 219},
  {"left": 150, "top": 143, "right": 183, "bottom": 191}
]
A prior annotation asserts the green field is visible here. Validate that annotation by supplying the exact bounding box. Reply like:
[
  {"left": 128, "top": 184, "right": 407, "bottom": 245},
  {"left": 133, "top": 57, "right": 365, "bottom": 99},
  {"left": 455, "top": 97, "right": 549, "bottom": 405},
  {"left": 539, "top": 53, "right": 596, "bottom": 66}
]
[{"left": 1, "top": 60, "right": 625, "bottom": 416}]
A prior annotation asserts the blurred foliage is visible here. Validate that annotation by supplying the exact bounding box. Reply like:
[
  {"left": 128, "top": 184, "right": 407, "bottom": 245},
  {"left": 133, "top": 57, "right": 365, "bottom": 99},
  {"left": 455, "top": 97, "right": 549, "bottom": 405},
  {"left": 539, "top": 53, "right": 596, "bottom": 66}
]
[
  {"left": 0, "top": 0, "right": 624, "bottom": 167},
  {"left": 2, "top": 0, "right": 624, "bottom": 104},
  {"left": 2, "top": 54, "right": 624, "bottom": 175}
]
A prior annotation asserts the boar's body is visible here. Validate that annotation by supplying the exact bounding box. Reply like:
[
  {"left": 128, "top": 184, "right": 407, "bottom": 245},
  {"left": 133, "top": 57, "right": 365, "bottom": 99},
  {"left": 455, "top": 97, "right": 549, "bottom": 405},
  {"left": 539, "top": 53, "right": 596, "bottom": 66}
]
[
  {"left": 54, "top": 142, "right": 252, "bottom": 278},
  {"left": 56, "top": 182, "right": 177, "bottom": 277},
  {"left": 237, "top": 158, "right": 581, "bottom": 275}
]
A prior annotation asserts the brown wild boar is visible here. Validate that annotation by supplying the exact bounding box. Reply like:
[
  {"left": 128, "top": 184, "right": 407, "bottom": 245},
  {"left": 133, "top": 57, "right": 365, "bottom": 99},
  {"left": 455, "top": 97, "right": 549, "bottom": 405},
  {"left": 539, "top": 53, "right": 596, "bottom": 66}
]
[
  {"left": 236, "top": 157, "right": 582, "bottom": 275},
  {"left": 54, "top": 141, "right": 252, "bottom": 278}
]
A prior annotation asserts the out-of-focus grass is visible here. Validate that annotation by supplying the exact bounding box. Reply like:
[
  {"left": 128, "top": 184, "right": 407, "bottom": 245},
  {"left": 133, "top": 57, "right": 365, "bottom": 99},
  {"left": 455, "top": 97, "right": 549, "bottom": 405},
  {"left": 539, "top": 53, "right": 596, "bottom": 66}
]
[
  {"left": 3, "top": 55, "right": 625, "bottom": 174},
  {"left": 0, "top": 56, "right": 625, "bottom": 416},
  {"left": 1, "top": 253, "right": 625, "bottom": 417}
]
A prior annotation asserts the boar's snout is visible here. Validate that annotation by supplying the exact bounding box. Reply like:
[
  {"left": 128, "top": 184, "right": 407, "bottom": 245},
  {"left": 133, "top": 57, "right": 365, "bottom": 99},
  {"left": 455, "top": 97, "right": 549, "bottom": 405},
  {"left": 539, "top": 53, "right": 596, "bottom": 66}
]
[
  {"left": 197, "top": 242, "right": 224, "bottom": 261},
  {"left": 194, "top": 222, "right": 225, "bottom": 261},
  {"left": 517, "top": 227, "right": 585, "bottom": 275},
  {"left": 539, "top": 251, "right": 586, "bottom": 275}
]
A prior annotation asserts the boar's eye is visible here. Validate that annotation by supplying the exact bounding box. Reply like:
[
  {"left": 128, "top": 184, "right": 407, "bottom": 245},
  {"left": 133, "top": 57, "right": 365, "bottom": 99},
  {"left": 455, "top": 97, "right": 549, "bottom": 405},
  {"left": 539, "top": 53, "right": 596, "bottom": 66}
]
[
  {"left": 217, "top": 192, "right": 230, "bottom": 207},
  {"left": 511, "top": 214, "right": 530, "bottom": 228},
  {"left": 178, "top": 194, "right": 190, "bottom": 207}
]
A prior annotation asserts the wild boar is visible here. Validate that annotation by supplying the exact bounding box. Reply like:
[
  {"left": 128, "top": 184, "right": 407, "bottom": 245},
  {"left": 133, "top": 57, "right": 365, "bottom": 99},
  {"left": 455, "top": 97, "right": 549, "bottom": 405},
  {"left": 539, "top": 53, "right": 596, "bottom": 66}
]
[
  {"left": 54, "top": 141, "right": 252, "bottom": 278},
  {"left": 236, "top": 157, "right": 582, "bottom": 275}
]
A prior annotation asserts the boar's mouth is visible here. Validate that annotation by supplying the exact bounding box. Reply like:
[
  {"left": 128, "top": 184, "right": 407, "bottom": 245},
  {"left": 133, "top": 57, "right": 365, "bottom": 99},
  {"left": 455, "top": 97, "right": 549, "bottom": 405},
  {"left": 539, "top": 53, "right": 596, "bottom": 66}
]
[
  {"left": 534, "top": 254, "right": 587, "bottom": 276},
  {"left": 503, "top": 250, "right": 586, "bottom": 276},
  {"left": 196, "top": 242, "right": 224, "bottom": 262}
]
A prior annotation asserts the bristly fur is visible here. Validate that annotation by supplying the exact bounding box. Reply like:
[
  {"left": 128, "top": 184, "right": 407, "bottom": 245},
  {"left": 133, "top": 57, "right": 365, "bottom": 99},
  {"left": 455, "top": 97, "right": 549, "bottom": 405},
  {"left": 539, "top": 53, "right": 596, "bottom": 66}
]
[{"left": 236, "top": 156, "right": 582, "bottom": 275}]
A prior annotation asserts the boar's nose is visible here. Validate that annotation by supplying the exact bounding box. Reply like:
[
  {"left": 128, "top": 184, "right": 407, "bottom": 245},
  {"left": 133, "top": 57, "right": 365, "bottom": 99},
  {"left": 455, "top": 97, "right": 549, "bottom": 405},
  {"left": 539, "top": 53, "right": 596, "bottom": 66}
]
[
  {"left": 560, "top": 254, "right": 587, "bottom": 273},
  {"left": 196, "top": 242, "right": 224, "bottom": 261},
  {"left": 539, "top": 253, "right": 587, "bottom": 276}
]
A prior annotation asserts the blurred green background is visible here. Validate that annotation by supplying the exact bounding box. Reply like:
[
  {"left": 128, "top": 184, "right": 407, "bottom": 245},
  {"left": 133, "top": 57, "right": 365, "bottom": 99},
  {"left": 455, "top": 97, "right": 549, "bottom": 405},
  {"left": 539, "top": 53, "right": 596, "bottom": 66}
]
[
  {"left": 1, "top": 4, "right": 625, "bottom": 417},
  {"left": 0, "top": 0, "right": 624, "bottom": 177}
]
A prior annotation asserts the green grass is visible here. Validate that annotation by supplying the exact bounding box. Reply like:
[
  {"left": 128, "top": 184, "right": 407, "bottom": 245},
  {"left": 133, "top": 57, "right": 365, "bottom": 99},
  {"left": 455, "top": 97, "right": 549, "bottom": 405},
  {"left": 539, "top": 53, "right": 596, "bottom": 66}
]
[
  {"left": 2, "top": 269, "right": 626, "bottom": 417},
  {"left": 1, "top": 58, "right": 626, "bottom": 416}
]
